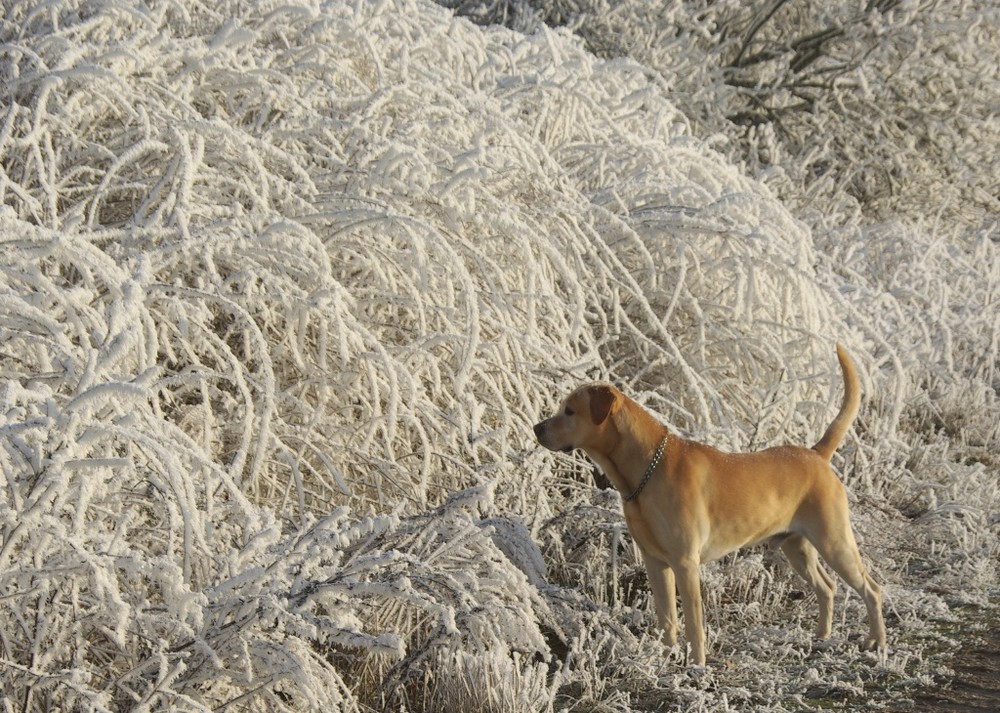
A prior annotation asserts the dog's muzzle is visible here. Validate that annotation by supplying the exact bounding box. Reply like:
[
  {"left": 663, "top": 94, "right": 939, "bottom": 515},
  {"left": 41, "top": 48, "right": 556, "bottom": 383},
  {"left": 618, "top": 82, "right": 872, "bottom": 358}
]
[{"left": 534, "top": 421, "right": 574, "bottom": 453}]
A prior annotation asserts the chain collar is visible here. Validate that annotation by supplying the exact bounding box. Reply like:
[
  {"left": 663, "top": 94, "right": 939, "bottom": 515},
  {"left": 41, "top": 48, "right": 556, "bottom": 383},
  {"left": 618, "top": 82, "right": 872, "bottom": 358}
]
[{"left": 622, "top": 435, "right": 668, "bottom": 502}]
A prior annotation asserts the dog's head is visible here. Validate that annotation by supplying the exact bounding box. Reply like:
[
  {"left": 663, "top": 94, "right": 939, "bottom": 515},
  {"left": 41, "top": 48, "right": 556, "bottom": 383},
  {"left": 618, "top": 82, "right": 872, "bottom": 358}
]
[{"left": 533, "top": 383, "right": 620, "bottom": 454}]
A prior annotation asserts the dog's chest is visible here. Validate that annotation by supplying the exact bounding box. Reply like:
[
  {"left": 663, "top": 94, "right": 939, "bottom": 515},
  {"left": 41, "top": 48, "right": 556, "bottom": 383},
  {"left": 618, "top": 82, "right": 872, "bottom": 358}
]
[{"left": 623, "top": 504, "right": 678, "bottom": 564}]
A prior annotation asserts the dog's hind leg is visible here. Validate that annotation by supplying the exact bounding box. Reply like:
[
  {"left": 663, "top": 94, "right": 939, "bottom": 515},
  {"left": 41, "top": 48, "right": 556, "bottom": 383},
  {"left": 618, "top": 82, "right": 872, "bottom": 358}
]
[
  {"left": 780, "top": 534, "right": 837, "bottom": 639},
  {"left": 810, "top": 525, "right": 887, "bottom": 651}
]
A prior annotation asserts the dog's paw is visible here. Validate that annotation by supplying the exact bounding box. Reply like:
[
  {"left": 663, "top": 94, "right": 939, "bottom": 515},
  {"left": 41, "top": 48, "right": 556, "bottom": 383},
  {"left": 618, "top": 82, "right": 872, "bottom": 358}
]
[
  {"left": 686, "top": 664, "right": 715, "bottom": 688},
  {"left": 861, "top": 635, "right": 888, "bottom": 653},
  {"left": 663, "top": 643, "right": 684, "bottom": 664},
  {"left": 810, "top": 637, "right": 841, "bottom": 652}
]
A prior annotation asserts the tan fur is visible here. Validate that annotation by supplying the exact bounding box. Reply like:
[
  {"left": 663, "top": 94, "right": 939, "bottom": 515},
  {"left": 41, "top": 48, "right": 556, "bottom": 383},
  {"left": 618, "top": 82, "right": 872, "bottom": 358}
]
[{"left": 533, "top": 344, "right": 886, "bottom": 666}]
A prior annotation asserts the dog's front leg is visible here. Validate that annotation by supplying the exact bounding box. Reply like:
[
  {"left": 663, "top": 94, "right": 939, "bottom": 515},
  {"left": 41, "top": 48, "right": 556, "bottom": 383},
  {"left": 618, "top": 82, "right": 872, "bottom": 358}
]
[
  {"left": 640, "top": 550, "right": 678, "bottom": 647},
  {"left": 674, "top": 557, "right": 707, "bottom": 666}
]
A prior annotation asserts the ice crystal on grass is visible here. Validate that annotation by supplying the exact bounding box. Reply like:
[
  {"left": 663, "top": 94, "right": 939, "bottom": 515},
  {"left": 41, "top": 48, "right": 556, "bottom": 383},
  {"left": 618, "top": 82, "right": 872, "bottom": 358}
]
[{"left": 1, "top": 0, "right": 998, "bottom": 710}]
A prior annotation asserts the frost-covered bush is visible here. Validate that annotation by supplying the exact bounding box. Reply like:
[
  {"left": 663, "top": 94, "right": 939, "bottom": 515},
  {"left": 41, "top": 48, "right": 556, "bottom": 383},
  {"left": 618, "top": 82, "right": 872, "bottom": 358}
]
[
  {"left": 447, "top": 0, "right": 1000, "bottom": 231},
  {"left": 0, "top": 0, "right": 859, "bottom": 515},
  {"left": 1, "top": 0, "right": 998, "bottom": 711},
  {"left": 444, "top": 0, "right": 1000, "bottom": 633}
]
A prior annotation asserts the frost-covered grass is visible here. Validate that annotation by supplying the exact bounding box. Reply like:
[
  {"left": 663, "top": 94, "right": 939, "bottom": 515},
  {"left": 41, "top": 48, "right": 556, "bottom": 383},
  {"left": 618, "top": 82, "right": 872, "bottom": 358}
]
[{"left": 0, "top": 0, "right": 997, "bottom": 710}]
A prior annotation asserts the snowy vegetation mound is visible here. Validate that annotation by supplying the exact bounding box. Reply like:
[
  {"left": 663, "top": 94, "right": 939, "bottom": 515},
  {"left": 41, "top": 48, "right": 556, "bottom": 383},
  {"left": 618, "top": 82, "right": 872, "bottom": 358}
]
[{"left": 1, "top": 0, "right": 997, "bottom": 710}]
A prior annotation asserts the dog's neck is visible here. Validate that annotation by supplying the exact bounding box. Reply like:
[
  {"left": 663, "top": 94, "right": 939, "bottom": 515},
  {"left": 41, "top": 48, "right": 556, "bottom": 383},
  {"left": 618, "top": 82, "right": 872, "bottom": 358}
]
[{"left": 586, "top": 401, "right": 669, "bottom": 500}]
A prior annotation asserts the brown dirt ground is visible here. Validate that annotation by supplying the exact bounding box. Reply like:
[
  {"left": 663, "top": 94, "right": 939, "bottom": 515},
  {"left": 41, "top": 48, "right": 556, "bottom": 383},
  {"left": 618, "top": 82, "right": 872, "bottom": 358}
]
[{"left": 894, "top": 620, "right": 1000, "bottom": 712}]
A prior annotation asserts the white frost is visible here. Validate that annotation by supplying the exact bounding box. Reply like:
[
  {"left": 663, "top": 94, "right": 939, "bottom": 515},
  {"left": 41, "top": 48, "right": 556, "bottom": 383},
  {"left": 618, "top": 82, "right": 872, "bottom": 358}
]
[{"left": 1, "top": 0, "right": 997, "bottom": 711}]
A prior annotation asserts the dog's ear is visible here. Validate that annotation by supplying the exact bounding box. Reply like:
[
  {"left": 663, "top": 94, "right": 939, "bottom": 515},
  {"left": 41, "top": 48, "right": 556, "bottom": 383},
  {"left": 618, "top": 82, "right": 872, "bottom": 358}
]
[{"left": 589, "top": 385, "right": 616, "bottom": 425}]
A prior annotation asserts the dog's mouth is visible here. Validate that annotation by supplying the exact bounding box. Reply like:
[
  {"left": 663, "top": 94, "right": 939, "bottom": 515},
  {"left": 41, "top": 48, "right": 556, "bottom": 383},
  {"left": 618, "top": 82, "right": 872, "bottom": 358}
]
[{"left": 533, "top": 422, "right": 576, "bottom": 454}]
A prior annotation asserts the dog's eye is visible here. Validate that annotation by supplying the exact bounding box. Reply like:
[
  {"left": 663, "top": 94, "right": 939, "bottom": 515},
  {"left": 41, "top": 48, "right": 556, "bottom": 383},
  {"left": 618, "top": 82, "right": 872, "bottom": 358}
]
[{"left": 564, "top": 407, "right": 574, "bottom": 417}]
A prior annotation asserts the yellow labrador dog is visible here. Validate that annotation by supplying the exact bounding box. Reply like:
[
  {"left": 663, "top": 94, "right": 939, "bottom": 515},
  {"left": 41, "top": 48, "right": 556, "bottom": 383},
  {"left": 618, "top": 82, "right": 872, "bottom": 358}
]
[{"left": 534, "top": 345, "right": 886, "bottom": 666}]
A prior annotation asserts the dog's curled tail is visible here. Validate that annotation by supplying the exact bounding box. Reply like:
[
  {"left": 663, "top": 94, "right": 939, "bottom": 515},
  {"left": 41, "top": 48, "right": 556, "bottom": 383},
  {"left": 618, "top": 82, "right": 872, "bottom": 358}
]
[{"left": 812, "top": 343, "right": 861, "bottom": 461}]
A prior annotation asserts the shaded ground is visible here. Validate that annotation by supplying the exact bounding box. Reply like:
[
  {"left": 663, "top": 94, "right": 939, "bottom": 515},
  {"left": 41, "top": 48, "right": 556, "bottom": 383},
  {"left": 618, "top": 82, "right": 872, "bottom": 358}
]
[{"left": 896, "top": 618, "right": 1000, "bottom": 712}]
